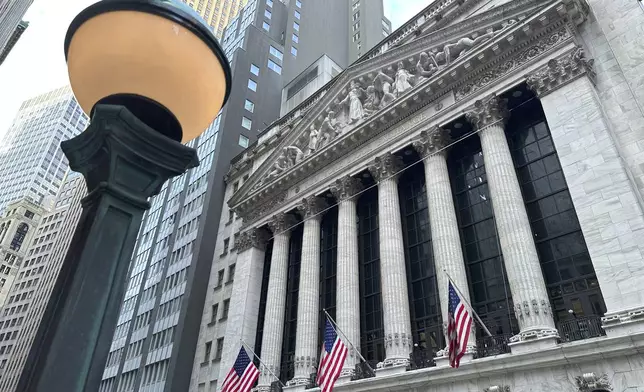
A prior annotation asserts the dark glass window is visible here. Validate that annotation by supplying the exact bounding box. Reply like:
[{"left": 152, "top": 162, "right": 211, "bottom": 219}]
[
  {"left": 357, "top": 188, "right": 384, "bottom": 364},
  {"left": 318, "top": 207, "right": 338, "bottom": 350},
  {"left": 398, "top": 165, "right": 443, "bottom": 352},
  {"left": 448, "top": 137, "right": 518, "bottom": 337},
  {"left": 506, "top": 101, "right": 605, "bottom": 322},
  {"left": 253, "top": 239, "right": 273, "bottom": 364},
  {"left": 10, "top": 223, "right": 29, "bottom": 251},
  {"left": 280, "top": 226, "right": 303, "bottom": 382}
]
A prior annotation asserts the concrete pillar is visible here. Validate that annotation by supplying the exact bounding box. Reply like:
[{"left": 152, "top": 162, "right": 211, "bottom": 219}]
[{"left": 466, "top": 94, "right": 558, "bottom": 353}]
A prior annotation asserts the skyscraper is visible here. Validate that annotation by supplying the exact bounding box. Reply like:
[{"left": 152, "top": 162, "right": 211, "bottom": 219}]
[
  {"left": 0, "top": 86, "right": 88, "bottom": 214},
  {"left": 0, "top": 172, "right": 85, "bottom": 388},
  {"left": 183, "top": 0, "right": 248, "bottom": 38},
  {"left": 98, "top": 1, "right": 388, "bottom": 392},
  {"left": 0, "top": 0, "right": 33, "bottom": 60},
  {"left": 0, "top": 20, "right": 28, "bottom": 66}
]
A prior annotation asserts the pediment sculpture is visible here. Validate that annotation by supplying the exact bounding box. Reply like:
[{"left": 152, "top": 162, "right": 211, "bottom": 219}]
[{"left": 253, "top": 24, "right": 509, "bottom": 191}]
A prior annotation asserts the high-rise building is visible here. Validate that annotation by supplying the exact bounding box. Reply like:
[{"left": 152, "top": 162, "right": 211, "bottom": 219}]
[
  {"left": 204, "top": 1, "right": 644, "bottom": 392},
  {"left": 0, "top": 171, "right": 86, "bottom": 391},
  {"left": 0, "top": 0, "right": 33, "bottom": 60},
  {"left": 0, "top": 20, "right": 28, "bottom": 66},
  {"left": 183, "top": 0, "right": 248, "bottom": 38},
  {"left": 0, "top": 199, "right": 45, "bottom": 308},
  {"left": 98, "top": 1, "right": 387, "bottom": 392},
  {"left": 0, "top": 86, "right": 88, "bottom": 214}
]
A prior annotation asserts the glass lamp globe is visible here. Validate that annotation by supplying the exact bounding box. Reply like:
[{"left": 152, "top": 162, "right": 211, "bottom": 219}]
[{"left": 64, "top": 0, "right": 232, "bottom": 143}]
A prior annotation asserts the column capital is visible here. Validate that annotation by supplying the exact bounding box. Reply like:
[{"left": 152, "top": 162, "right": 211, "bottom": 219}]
[
  {"left": 236, "top": 228, "right": 270, "bottom": 253},
  {"left": 526, "top": 47, "right": 595, "bottom": 97},
  {"left": 412, "top": 125, "right": 451, "bottom": 158},
  {"left": 268, "top": 212, "right": 298, "bottom": 234},
  {"left": 330, "top": 176, "right": 364, "bottom": 202},
  {"left": 368, "top": 152, "right": 404, "bottom": 182},
  {"left": 465, "top": 94, "right": 509, "bottom": 130},
  {"left": 297, "top": 196, "right": 328, "bottom": 220}
]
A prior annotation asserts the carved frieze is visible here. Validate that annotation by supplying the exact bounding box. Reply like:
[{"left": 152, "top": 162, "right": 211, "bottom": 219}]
[
  {"left": 368, "top": 152, "right": 405, "bottom": 182},
  {"left": 330, "top": 176, "right": 364, "bottom": 202},
  {"left": 526, "top": 46, "right": 595, "bottom": 97},
  {"left": 297, "top": 196, "right": 328, "bottom": 220},
  {"left": 236, "top": 228, "right": 270, "bottom": 253},
  {"left": 575, "top": 373, "right": 612, "bottom": 392},
  {"left": 465, "top": 94, "right": 509, "bottom": 130},
  {"left": 412, "top": 125, "right": 451, "bottom": 157}
]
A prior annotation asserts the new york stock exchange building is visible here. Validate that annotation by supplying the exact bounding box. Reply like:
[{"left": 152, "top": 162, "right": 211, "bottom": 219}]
[{"left": 192, "top": 0, "right": 644, "bottom": 391}]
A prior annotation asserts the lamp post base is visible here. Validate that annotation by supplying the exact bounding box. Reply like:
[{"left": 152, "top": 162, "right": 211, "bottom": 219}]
[{"left": 17, "top": 104, "right": 199, "bottom": 392}]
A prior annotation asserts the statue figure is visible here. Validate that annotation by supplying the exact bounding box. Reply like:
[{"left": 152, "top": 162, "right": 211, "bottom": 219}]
[
  {"left": 373, "top": 71, "right": 395, "bottom": 109},
  {"left": 416, "top": 52, "right": 438, "bottom": 79},
  {"left": 363, "top": 85, "right": 379, "bottom": 115},
  {"left": 267, "top": 153, "right": 288, "bottom": 180},
  {"left": 441, "top": 30, "right": 496, "bottom": 65},
  {"left": 318, "top": 111, "right": 338, "bottom": 148},
  {"left": 307, "top": 125, "right": 319, "bottom": 155},
  {"left": 285, "top": 145, "right": 304, "bottom": 166},
  {"left": 394, "top": 61, "right": 414, "bottom": 97},
  {"left": 341, "top": 80, "right": 367, "bottom": 124}
]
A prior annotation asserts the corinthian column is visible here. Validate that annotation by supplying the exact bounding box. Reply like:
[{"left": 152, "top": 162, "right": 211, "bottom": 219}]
[
  {"left": 412, "top": 126, "right": 476, "bottom": 355},
  {"left": 219, "top": 228, "right": 270, "bottom": 384},
  {"left": 258, "top": 213, "right": 298, "bottom": 391},
  {"left": 368, "top": 153, "right": 412, "bottom": 371},
  {"left": 330, "top": 176, "right": 364, "bottom": 377},
  {"left": 289, "top": 196, "right": 328, "bottom": 386},
  {"left": 466, "top": 95, "right": 558, "bottom": 352}
]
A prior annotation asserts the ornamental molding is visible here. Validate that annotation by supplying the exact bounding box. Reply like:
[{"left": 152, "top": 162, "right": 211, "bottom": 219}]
[
  {"left": 575, "top": 372, "right": 612, "bottom": 392},
  {"left": 235, "top": 192, "right": 287, "bottom": 228},
  {"left": 329, "top": 176, "right": 365, "bottom": 202},
  {"left": 230, "top": 1, "right": 582, "bottom": 226},
  {"left": 267, "top": 212, "right": 298, "bottom": 235},
  {"left": 235, "top": 228, "right": 270, "bottom": 253},
  {"left": 484, "top": 386, "right": 510, "bottom": 392},
  {"left": 465, "top": 94, "right": 509, "bottom": 130},
  {"left": 297, "top": 196, "right": 328, "bottom": 220},
  {"left": 601, "top": 305, "right": 644, "bottom": 329},
  {"left": 412, "top": 125, "right": 451, "bottom": 158},
  {"left": 526, "top": 46, "right": 595, "bottom": 97},
  {"left": 368, "top": 152, "right": 405, "bottom": 182}
]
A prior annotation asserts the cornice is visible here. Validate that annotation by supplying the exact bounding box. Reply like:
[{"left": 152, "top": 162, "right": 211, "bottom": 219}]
[
  {"left": 525, "top": 46, "right": 595, "bottom": 97},
  {"left": 232, "top": 2, "right": 585, "bottom": 227}
]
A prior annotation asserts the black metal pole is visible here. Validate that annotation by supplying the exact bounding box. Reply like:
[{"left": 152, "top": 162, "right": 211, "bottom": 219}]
[{"left": 16, "top": 105, "right": 199, "bottom": 392}]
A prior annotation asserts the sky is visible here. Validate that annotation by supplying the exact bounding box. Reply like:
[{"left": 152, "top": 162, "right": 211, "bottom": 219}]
[{"left": 0, "top": 0, "right": 433, "bottom": 142}]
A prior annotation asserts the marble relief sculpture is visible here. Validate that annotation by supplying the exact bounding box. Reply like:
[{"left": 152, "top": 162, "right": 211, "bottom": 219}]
[
  {"left": 416, "top": 52, "right": 439, "bottom": 79},
  {"left": 306, "top": 125, "right": 319, "bottom": 155},
  {"left": 363, "top": 85, "right": 379, "bottom": 115},
  {"left": 341, "top": 80, "right": 368, "bottom": 124},
  {"left": 441, "top": 30, "right": 496, "bottom": 64},
  {"left": 394, "top": 61, "right": 414, "bottom": 97},
  {"left": 319, "top": 111, "right": 339, "bottom": 146},
  {"left": 374, "top": 71, "right": 396, "bottom": 109}
]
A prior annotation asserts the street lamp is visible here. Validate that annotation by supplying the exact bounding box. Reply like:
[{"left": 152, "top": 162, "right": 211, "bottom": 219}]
[{"left": 18, "top": 1, "right": 231, "bottom": 391}]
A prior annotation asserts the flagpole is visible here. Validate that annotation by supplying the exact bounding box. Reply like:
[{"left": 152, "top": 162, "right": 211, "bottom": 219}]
[
  {"left": 322, "top": 309, "right": 375, "bottom": 374},
  {"left": 442, "top": 269, "right": 493, "bottom": 337},
  {"left": 240, "top": 340, "right": 286, "bottom": 388}
]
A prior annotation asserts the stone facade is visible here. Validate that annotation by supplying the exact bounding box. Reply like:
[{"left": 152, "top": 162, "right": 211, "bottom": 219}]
[{"left": 191, "top": 0, "right": 644, "bottom": 391}]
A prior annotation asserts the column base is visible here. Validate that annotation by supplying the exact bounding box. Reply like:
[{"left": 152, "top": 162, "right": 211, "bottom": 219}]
[
  {"left": 508, "top": 329, "right": 558, "bottom": 355},
  {"left": 286, "top": 377, "right": 310, "bottom": 387},
  {"left": 433, "top": 346, "right": 475, "bottom": 367},
  {"left": 376, "top": 358, "right": 409, "bottom": 377},
  {"left": 602, "top": 306, "right": 644, "bottom": 337}
]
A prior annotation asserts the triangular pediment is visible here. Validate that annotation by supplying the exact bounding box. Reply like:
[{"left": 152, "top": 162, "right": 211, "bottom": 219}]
[{"left": 229, "top": 0, "right": 584, "bottom": 215}]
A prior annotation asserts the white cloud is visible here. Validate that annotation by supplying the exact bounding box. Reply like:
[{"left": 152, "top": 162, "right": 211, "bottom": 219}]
[{"left": 384, "top": 0, "right": 434, "bottom": 29}]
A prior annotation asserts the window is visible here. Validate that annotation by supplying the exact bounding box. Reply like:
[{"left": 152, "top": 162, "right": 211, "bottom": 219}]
[
  {"left": 238, "top": 135, "right": 250, "bottom": 148},
  {"left": 262, "top": 21, "right": 270, "bottom": 31},
  {"left": 248, "top": 79, "right": 257, "bottom": 91},
  {"left": 352, "top": 1, "right": 360, "bottom": 10},
  {"left": 234, "top": 182, "right": 239, "bottom": 192},
  {"left": 215, "top": 338, "right": 224, "bottom": 361},
  {"left": 210, "top": 304, "right": 218, "bottom": 324},
  {"left": 223, "top": 238, "right": 230, "bottom": 254},
  {"left": 204, "top": 341, "right": 212, "bottom": 362},
  {"left": 250, "top": 64, "right": 260, "bottom": 76},
  {"left": 353, "top": 21, "right": 359, "bottom": 31},
  {"left": 242, "top": 117, "right": 252, "bottom": 130},
  {"left": 266, "top": 0, "right": 273, "bottom": 6},
  {"left": 353, "top": 32, "right": 360, "bottom": 42},
  {"left": 227, "top": 264, "right": 236, "bottom": 283},
  {"left": 221, "top": 299, "right": 230, "bottom": 320},
  {"left": 353, "top": 11, "right": 360, "bottom": 21},
  {"left": 24, "top": 210, "right": 34, "bottom": 219},
  {"left": 267, "top": 59, "right": 282, "bottom": 74},
  {"left": 269, "top": 45, "right": 283, "bottom": 61},
  {"left": 264, "top": 9, "right": 271, "bottom": 19},
  {"left": 293, "top": 22, "right": 299, "bottom": 32},
  {"left": 291, "top": 46, "right": 298, "bottom": 56},
  {"left": 294, "top": 10, "right": 301, "bottom": 19},
  {"left": 228, "top": 209, "right": 235, "bottom": 223},
  {"left": 244, "top": 99, "right": 255, "bottom": 112},
  {"left": 216, "top": 270, "right": 225, "bottom": 287},
  {"left": 296, "top": 0, "right": 301, "bottom": 7},
  {"left": 292, "top": 33, "right": 299, "bottom": 44}
]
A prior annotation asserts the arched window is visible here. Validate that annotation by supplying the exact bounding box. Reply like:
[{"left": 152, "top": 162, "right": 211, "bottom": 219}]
[{"left": 10, "top": 223, "right": 29, "bottom": 251}]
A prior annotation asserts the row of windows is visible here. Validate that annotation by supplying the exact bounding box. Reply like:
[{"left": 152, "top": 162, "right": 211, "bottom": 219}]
[{"left": 203, "top": 337, "right": 224, "bottom": 363}]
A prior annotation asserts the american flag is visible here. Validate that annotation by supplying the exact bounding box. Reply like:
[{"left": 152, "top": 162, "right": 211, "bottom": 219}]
[
  {"left": 316, "top": 318, "right": 348, "bottom": 392},
  {"left": 447, "top": 281, "right": 472, "bottom": 368},
  {"left": 221, "top": 347, "right": 260, "bottom": 392}
]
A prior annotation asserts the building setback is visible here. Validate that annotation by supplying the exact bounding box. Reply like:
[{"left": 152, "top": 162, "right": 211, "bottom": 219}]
[
  {"left": 0, "top": 86, "right": 87, "bottom": 214},
  {"left": 207, "top": 1, "right": 644, "bottom": 392},
  {"left": 0, "top": 172, "right": 85, "bottom": 388},
  {"left": 97, "top": 1, "right": 388, "bottom": 392}
]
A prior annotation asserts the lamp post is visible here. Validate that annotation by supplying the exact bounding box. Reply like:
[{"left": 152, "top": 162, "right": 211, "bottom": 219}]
[{"left": 17, "top": 1, "right": 231, "bottom": 391}]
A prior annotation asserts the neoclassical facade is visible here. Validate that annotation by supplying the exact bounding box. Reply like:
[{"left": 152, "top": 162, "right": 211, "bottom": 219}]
[{"left": 191, "top": 0, "right": 644, "bottom": 391}]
